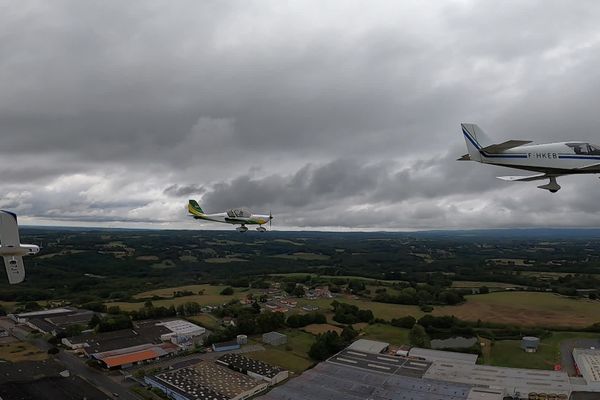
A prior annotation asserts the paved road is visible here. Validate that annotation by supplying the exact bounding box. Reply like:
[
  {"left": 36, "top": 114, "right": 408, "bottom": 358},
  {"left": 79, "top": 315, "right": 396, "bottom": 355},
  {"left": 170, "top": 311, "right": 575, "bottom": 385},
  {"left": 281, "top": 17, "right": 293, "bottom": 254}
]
[{"left": 27, "top": 336, "right": 139, "bottom": 400}]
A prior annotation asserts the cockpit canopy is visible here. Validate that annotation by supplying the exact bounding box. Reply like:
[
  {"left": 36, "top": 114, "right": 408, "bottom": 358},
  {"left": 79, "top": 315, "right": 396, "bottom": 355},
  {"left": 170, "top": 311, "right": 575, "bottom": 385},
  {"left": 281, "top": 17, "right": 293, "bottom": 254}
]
[
  {"left": 566, "top": 143, "right": 600, "bottom": 155},
  {"left": 226, "top": 208, "right": 252, "bottom": 218}
]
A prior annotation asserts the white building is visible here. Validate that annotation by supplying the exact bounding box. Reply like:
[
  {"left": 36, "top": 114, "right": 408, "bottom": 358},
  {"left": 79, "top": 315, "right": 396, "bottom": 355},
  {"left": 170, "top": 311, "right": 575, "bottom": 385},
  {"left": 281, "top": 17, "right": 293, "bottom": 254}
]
[
  {"left": 347, "top": 339, "right": 390, "bottom": 354},
  {"left": 573, "top": 348, "right": 600, "bottom": 391},
  {"left": 156, "top": 320, "right": 205, "bottom": 345}
]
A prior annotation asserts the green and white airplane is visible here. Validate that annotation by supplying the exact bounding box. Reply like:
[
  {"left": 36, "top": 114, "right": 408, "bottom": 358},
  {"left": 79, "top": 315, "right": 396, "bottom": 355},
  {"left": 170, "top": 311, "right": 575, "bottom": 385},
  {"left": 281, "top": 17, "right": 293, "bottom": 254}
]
[{"left": 188, "top": 200, "right": 273, "bottom": 232}]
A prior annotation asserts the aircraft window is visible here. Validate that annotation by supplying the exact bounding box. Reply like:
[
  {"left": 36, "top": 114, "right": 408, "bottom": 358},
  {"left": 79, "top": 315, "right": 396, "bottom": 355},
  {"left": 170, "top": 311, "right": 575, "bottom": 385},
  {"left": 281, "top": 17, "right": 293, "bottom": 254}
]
[
  {"left": 227, "top": 208, "right": 251, "bottom": 218},
  {"left": 589, "top": 144, "right": 600, "bottom": 155},
  {"left": 566, "top": 143, "right": 589, "bottom": 154}
]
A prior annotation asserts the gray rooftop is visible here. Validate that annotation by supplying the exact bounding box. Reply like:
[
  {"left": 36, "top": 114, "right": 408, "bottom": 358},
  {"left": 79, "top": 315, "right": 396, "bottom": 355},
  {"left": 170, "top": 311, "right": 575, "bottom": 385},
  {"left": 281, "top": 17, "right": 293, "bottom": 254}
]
[
  {"left": 217, "top": 353, "right": 284, "bottom": 378},
  {"left": 256, "top": 361, "right": 471, "bottom": 400},
  {"left": 408, "top": 348, "right": 478, "bottom": 364}
]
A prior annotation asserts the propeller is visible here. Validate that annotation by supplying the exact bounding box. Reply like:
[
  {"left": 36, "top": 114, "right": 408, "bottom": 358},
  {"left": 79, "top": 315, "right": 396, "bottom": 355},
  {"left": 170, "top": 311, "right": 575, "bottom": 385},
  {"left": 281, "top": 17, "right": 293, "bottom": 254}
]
[{"left": 269, "top": 210, "right": 273, "bottom": 231}]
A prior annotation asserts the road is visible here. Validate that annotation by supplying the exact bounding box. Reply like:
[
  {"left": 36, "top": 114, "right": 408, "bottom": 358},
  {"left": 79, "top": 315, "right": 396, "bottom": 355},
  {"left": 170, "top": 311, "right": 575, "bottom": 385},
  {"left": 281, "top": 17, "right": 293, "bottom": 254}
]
[{"left": 28, "top": 336, "right": 139, "bottom": 400}]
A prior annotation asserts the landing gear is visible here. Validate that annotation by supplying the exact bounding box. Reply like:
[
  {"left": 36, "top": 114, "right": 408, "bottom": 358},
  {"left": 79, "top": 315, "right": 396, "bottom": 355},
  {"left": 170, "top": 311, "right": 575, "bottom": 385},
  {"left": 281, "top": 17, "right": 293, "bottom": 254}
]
[
  {"left": 256, "top": 226, "right": 267, "bottom": 232},
  {"left": 236, "top": 225, "right": 248, "bottom": 233},
  {"left": 538, "top": 176, "right": 561, "bottom": 193}
]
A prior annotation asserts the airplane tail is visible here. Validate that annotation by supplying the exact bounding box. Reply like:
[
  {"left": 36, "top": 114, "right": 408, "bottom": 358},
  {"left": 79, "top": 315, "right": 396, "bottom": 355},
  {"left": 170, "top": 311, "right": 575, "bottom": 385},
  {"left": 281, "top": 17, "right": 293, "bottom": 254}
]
[
  {"left": 188, "top": 200, "right": 205, "bottom": 215},
  {"left": 460, "top": 123, "right": 493, "bottom": 162}
]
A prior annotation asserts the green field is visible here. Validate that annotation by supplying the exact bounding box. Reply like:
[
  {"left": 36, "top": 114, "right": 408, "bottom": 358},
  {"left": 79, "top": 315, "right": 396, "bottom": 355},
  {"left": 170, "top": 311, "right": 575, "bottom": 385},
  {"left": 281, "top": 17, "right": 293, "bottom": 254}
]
[
  {"left": 187, "top": 314, "right": 220, "bottom": 330},
  {"left": 485, "top": 331, "right": 600, "bottom": 370},
  {"left": 246, "top": 330, "right": 315, "bottom": 374},
  {"left": 433, "top": 292, "right": 600, "bottom": 327},
  {"left": 0, "top": 341, "right": 47, "bottom": 362},
  {"left": 106, "top": 284, "right": 257, "bottom": 312},
  {"left": 451, "top": 281, "right": 526, "bottom": 289},
  {"left": 271, "top": 253, "right": 331, "bottom": 261},
  {"left": 360, "top": 324, "right": 410, "bottom": 345}
]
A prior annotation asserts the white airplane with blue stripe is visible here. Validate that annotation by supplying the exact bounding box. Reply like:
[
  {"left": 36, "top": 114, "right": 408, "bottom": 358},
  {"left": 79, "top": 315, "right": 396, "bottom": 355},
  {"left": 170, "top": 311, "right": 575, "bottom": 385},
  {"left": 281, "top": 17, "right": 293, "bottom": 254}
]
[{"left": 459, "top": 123, "right": 600, "bottom": 193}]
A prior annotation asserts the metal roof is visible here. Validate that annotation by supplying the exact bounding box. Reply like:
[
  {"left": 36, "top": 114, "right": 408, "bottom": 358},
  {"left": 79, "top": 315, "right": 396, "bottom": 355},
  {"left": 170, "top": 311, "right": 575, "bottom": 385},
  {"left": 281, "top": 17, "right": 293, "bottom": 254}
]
[
  {"left": 408, "top": 347, "right": 478, "bottom": 364},
  {"left": 347, "top": 339, "right": 390, "bottom": 354},
  {"left": 217, "top": 353, "right": 284, "bottom": 378}
]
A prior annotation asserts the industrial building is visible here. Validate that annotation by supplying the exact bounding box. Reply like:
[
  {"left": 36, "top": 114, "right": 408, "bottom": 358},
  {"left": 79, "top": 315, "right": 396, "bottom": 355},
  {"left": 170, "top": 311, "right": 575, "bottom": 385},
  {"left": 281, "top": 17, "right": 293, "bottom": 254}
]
[
  {"left": 262, "top": 331, "right": 287, "bottom": 346},
  {"left": 217, "top": 353, "right": 289, "bottom": 385},
  {"left": 424, "top": 360, "right": 571, "bottom": 399},
  {"left": 347, "top": 338, "right": 390, "bottom": 354},
  {"left": 8, "top": 307, "right": 96, "bottom": 336},
  {"left": 408, "top": 347, "right": 478, "bottom": 364},
  {"left": 573, "top": 348, "right": 600, "bottom": 391},
  {"left": 257, "top": 339, "right": 583, "bottom": 400},
  {"left": 91, "top": 342, "right": 180, "bottom": 369},
  {"left": 145, "top": 361, "right": 268, "bottom": 400},
  {"left": 257, "top": 360, "right": 473, "bottom": 400},
  {"left": 521, "top": 336, "right": 540, "bottom": 353},
  {"left": 212, "top": 340, "right": 241, "bottom": 352},
  {"left": 154, "top": 319, "right": 206, "bottom": 347}
]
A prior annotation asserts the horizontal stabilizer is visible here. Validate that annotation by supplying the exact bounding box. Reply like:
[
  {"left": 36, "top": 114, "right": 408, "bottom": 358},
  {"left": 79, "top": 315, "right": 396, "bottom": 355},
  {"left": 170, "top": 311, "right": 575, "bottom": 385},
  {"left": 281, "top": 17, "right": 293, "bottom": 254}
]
[
  {"left": 457, "top": 154, "right": 471, "bottom": 161},
  {"left": 575, "top": 162, "right": 600, "bottom": 171},
  {"left": 497, "top": 173, "right": 550, "bottom": 182},
  {"left": 480, "top": 140, "right": 532, "bottom": 154}
]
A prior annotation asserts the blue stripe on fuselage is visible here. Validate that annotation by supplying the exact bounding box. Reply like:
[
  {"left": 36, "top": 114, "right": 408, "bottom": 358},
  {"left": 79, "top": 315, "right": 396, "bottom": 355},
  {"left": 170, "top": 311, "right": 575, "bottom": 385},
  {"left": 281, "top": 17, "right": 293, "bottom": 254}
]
[{"left": 558, "top": 155, "right": 600, "bottom": 160}]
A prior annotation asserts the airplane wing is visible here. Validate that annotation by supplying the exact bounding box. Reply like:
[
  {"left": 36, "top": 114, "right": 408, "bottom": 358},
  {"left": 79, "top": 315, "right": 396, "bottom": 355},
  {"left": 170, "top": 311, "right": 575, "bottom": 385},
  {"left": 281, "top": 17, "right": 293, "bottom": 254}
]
[
  {"left": 575, "top": 162, "right": 600, "bottom": 171},
  {"left": 497, "top": 173, "right": 555, "bottom": 182},
  {"left": 480, "top": 140, "right": 532, "bottom": 154},
  {"left": 3, "top": 256, "right": 25, "bottom": 284},
  {"left": 457, "top": 154, "right": 471, "bottom": 161},
  {"left": 0, "top": 210, "right": 21, "bottom": 247}
]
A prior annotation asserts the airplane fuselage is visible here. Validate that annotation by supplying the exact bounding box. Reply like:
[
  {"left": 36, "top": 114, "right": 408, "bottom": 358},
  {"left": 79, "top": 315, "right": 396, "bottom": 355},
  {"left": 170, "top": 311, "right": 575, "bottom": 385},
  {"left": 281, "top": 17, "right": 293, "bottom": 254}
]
[
  {"left": 193, "top": 212, "right": 271, "bottom": 226},
  {"left": 478, "top": 142, "right": 600, "bottom": 174}
]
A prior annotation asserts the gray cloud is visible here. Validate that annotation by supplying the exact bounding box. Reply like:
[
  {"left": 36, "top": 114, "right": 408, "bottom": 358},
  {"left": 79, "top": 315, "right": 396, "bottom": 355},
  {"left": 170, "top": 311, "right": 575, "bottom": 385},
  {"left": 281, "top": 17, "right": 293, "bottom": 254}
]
[{"left": 2, "top": 1, "right": 600, "bottom": 230}]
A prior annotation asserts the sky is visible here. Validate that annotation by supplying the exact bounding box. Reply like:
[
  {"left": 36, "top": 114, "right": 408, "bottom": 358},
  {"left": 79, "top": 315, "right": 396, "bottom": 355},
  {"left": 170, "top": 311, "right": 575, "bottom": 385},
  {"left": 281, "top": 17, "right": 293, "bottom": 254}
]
[{"left": 2, "top": 0, "right": 600, "bottom": 230}]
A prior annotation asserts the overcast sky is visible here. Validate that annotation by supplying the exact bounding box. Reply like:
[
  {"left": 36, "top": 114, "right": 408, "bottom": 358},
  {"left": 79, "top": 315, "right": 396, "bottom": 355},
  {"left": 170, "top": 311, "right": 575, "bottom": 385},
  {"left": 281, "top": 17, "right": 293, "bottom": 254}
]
[{"left": 2, "top": 0, "right": 600, "bottom": 230}]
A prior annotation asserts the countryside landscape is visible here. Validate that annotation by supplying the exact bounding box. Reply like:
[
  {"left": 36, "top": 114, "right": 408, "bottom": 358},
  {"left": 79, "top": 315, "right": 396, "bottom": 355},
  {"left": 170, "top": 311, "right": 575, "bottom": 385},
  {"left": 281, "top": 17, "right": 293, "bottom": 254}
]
[{"left": 2, "top": 227, "right": 599, "bottom": 378}]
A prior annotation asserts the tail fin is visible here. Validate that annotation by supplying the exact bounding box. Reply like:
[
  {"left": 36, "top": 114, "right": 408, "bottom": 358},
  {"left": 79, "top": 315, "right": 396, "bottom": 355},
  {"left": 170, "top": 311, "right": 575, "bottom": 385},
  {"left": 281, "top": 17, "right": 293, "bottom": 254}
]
[
  {"left": 188, "top": 200, "right": 205, "bottom": 215},
  {"left": 460, "top": 123, "right": 493, "bottom": 162}
]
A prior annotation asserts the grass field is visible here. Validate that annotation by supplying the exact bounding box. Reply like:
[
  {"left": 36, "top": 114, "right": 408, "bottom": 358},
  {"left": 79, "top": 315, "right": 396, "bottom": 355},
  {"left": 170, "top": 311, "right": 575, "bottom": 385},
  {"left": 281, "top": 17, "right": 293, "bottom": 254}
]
[
  {"left": 433, "top": 292, "right": 600, "bottom": 328},
  {"left": 107, "top": 284, "right": 256, "bottom": 312},
  {"left": 271, "top": 252, "right": 331, "bottom": 261},
  {"left": 204, "top": 257, "right": 248, "bottom": 263},
  {"left": 187, "top": 314, "right": 220, "bottom": 330},
  {"left": 0, "top": 340, "right": 47, "bottom": 362},
  {"left": 246, "top": 330, "right": 315, "bottom": 373},
  {"left": 302, "top": 324, "right": 342, "bottom": 335},
  {"left": 485, "top": 331, "right": 600, "bottom": 370},
  {"left": 360, "top": 324, "right": 410, "bottom": 345},
  {"left": 0, "top": 301, "right": 17, "bottom": 313},
  {"left": 296, "top": 297, "right": 423, "bottom": 321},
  {"left": 451, "top": 281, "right": 526, "bottom": 289}
]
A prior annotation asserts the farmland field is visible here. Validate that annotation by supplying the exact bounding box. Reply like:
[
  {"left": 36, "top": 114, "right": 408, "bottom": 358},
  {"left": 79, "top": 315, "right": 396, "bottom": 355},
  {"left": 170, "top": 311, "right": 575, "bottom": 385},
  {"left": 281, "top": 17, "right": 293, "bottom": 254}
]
[
  {"left": 433, "top": 292, "right": 600, "bottom": 328},
  {"left": 484, "top": 331, "right": 600, "bottom": 370},
  {"left": 246, "top": 330, "right": 315, "bottom": 373},
  {"left": 0, "top": 340, "right": 47, "bottom": 362}
]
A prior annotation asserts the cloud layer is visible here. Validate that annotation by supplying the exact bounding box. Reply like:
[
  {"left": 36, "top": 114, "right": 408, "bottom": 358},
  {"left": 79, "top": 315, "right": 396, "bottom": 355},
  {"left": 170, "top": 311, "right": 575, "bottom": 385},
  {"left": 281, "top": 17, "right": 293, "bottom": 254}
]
[{"left": 2, "top": 1, "right": 600, "bottom": 230}]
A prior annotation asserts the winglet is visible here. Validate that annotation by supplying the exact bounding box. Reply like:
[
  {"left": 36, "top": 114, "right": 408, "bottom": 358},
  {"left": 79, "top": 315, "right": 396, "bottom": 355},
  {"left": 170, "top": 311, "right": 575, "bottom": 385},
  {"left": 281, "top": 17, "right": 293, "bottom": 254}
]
[{"left": 188, "top": 200, "right": 205, "bottom": 215}]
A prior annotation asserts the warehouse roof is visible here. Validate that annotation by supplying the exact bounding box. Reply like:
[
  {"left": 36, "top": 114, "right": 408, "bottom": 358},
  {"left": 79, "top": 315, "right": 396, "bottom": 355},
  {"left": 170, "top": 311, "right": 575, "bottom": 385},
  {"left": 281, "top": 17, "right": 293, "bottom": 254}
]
[
  {"left": 408, "top": 347, "right": 478, "bottom": 364},
  {"left": 347, "top": 339, "right": 390, "bottom": 354},
  {"left": 103, "top": 349, "right": 159, "bottom": 368},
  {"left": 424, "top": 361, "right": 571, "bottom": 396},
  {"left": 573, "top": 348, "right": 600, "bottom": 383},
  {"left": 217, "top": 353, "right": 284, "bottom": 378}
]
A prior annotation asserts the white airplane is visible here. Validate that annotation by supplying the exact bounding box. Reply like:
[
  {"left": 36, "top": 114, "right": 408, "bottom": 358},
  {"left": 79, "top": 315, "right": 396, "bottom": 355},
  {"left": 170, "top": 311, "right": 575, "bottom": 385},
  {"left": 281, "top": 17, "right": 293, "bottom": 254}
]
[
  {"left": 459, "top": 123, "right": 600, "bottom": 193},
  {"left": 0, "top": 211, "right": 40, "bottom": 284},
  {"left": 188, "top": 200, "right": 273, "bottom": 232}
]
